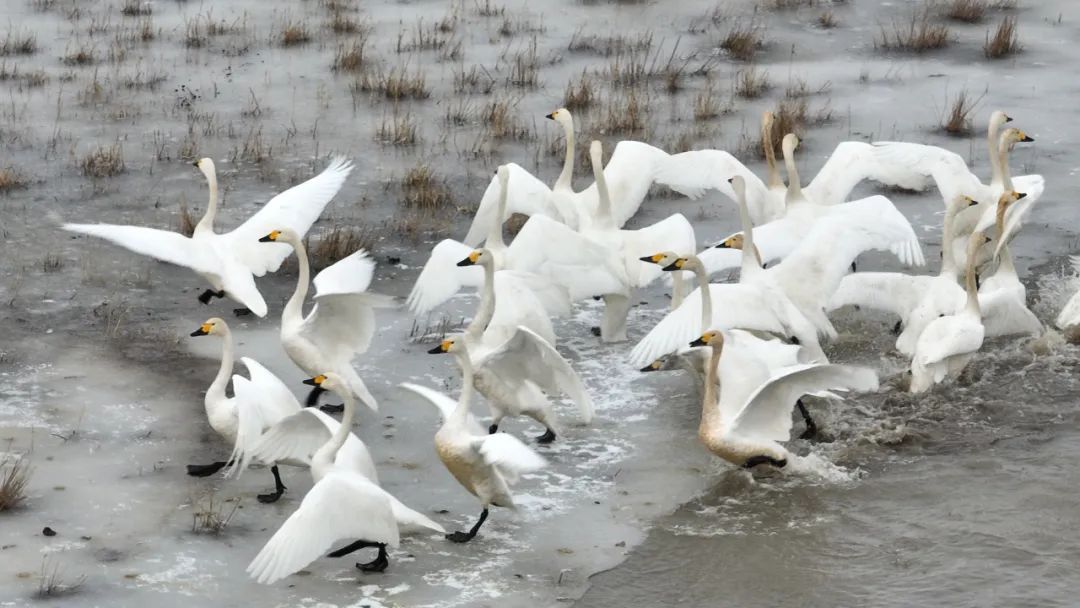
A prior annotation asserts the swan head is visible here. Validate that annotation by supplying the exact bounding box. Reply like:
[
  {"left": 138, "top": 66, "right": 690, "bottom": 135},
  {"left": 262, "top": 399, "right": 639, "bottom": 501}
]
[
  {"left": 456, "top": 249, "right": 491, "bottom": 267},
  {"left": 639, "top": 251, "right": 686, "bottom": 271},
  {"left": 999, "top": 190, "right": 1027, "bottom": 208},
  {"left": 781, "top": 133, "right": 800, "bottom": 155},
  {"left": 727, "top": 175, "right": 747, "bottom": 196},
  {"left": 689, "top": 330, "right": 724, "bottom": 348},
  {"left": 190, "top": 317, "right": 227, "bottom": 337},
  {"left": 1001, "top": 127, "right": 1034, "bottom": 147},
  {"left": 639, "top": 356, "right": 678, "bottom": 373},
  {"left": 545, "top": 108, "right": 573, "bottom": 127},
  {"left": 259, "top": 228, "right": 299, "bottom": 243},
  {"left": 302, "top": 372, "right": 346, "bottom": 392},
  {"left": 427, "top": 336, "right": 464, "bottom": 355},
  {"left": 715, "top": 233, "right": 746, "bottom": 250},
  {"left": 989, "top": 110, "right": 1013, "bottom": 130},
  {"left": 193, "top": 157, "right": 215, "bottom": 178}
]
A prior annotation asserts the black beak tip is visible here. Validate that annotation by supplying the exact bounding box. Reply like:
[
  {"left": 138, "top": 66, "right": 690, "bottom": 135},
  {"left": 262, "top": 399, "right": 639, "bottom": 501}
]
[
  {"left": 1005, "top": 115, "right": 1014, "bottom": 122},
  {"left": 639, "top": 255, "right": 655, "bottom": 263},
  {"left": 258, "top": 235, "right": 272, "bottom": 242},
  {"left": 544, "top": 112, "right": 555, "bottom": 120},
  {"left": 301, "top": 378, "right": 317, "bottom": 386},
  {"left": 455, "top": 258, "right": 472, "bottom": 267},
  {"left": 189, "top": 329, "right": 204, "bottom": 337},
  {"left": 1017, "top": 192, "right": 1028, "bottom": 199},
  {"left": 689, "top": 338, "right": 706, "bottom": 347},
  {"left": 1022, "top": 135, "right": 1034, "bottom": 142},
  {"left": 427, "top": 345, "right": 445, "bottom": 354},
  {"left": 192, "top": 160, "right": 199, "bottom": 167},
  {"left": 727, "top": 177, "right": 735, "bottom": 184},
  {"left": 661, "top": 262, "right": 680, "bottom": 271},
  {"left": 639, "top": 364, "right": 659, "bottom": 373}
]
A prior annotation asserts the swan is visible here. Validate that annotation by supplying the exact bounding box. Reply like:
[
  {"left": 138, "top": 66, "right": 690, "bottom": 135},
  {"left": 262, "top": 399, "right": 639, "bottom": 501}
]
[
  {"left": 63, "top": 157, "right": 353, "bottom": 317},
  {"left": 462, "top": 108, "right": 671, "bottom": 244},
  {"left": 186, "top": 317, "right": 301, "bottom": 503},
  {"left": 259, "top": 229, "right": 394, "bottom": 413},
  {"left": 247, "top": 373, "right": 444, "bottom": 583},
  {"left": 427, "top": 329, "right": 593, "bottom": 443},
  {"left": 689, "top": 330, "right": 878, "bottom": 469},
  {"left": 827, "top": 195, "right": 978, "bottom": 355},
  {"left": 1055, "top": 257, "right": 1080, "bottom": 333},
  {"left": 400, "top": 345, "right": 547, "bottom": 543},
  {"left": 408, "top": 165, "right": 615, "bottom": 317},
  {"left": 969, "top": 128, "right": 1044, "bottom": 258},
  {"left": 910, "top": 230, "right": 987, "bottom": 393},
  {"left": 579, "top": 140, "right": 697, "bottom": 341},
  {"left": 977, "top": 191, "right": 1043, "bottom": 339}
]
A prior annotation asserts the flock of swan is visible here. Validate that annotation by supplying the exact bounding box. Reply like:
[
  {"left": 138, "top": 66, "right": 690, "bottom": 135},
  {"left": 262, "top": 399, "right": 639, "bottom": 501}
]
[{"left": 58, "top": 106, "right": 1076, "bottom": 585}]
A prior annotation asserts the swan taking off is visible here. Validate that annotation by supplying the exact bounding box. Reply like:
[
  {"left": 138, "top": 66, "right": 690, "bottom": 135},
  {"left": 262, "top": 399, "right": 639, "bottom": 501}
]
[
  {"left": 247, "top": 373, "right": 444, "bottom": 583},
  {"left": 187, "top": 317, "right": 301, "bottom": 503},
  {"left": 63, "top": 157, "right": 353, "bottom": 317},
  {"left": 259, "top": 229, "right": 395, "bottom": 413}
]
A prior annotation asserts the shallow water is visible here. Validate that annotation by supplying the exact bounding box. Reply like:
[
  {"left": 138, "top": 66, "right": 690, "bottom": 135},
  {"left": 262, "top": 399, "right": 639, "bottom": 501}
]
[{"left": 2, "top": 0, "right": 1080, "bottom": 606}]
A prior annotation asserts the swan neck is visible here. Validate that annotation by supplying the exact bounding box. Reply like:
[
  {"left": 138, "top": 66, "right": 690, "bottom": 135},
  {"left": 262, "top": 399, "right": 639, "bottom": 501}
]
[
  {"left": 487, "top": 178, "right": 508, "bottom": 250},
  {"left": 700, "top": 343, "right": 724, "bottom": 434},
  {"left": 997, "top": 134, "right": 1014, "bottom": 191},
  {"left": 940, "top": 204, "right": 961, "bottom": 276},
  {"left": 208, "top": 328, "right": 234, "bottom": 407},
  {"left": 964, "top": 239, "right": 980, "bottom": 315},
  {"left": 314, "top": 389, "right": 355, "bottom": 470},
  {"left": 194, "top": 167, "right": 219, "bottom": 234},
  {"left": 692, "top": 259, "right": 712, "bottom": 329},
  {"left": 593, "top": 151, "right": 614, "bottom": 223},
  {"left": 466, "top": 261, "right": 496, "bottom": 337},
  {"left": 988, "top": 120, "right": 1003, "bottom": 186},
  {"left": 735, "top": 189, "right": 763, "bottom": 277},
  {"left": 451, "top": 350, "right": 476, "bottom": 424},
  {"left": 762, "top": 125, "right": 782, "bottom": 189},
  {"left": 782, "top": 145, "right": 803, "bottom": 203},
  {"left": 554, "top": 120, "right": 575, "bottom": 191},
  {"left": 283, "top": 234, "right": 310, "bottom": 324},
  {"left": 996, "top": 244, "right": 1016, "bottom": 276}
]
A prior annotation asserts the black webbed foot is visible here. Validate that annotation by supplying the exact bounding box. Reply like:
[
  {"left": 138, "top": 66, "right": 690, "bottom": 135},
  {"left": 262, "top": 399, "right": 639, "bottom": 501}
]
[
  {"left": 796, "top": 399, "right": 818, "bottom": 440},
  {"left": 743, "top": 455, "right": 788, "bottom": 469},
  {"left": 319, "top": 403, "right": 345, "bottom": 414},
  {"left": 357, "top": 545, "right": 389, "bottom": 572},
  {"left": 590, "top": 326, "right": 602, "bottom": 337},
  {"left": 186, "top": 461, "right": 228, "bottom": 477},
  {"left": 445, "top": 531, "right": 476, "bottom": 543},
  {"left": 197, "top": 289, "right": 215, "bottom": 305},
  {"left": 488, "top": 424, "right": 499, "bottom": 434},
  {"left": 257, "top": 465, "right": 286, "bottom": 503},
  {"left": 535, "top": 428, "right": 556, "bottom": 444}
]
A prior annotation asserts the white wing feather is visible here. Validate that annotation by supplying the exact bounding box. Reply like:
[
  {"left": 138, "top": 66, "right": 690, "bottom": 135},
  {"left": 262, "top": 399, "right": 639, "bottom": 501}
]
[
  {"left": 464, "top": 163, "right": 562, "bottom": 246},
  {"left": 407, "top": 239, "right": 485, "bottom": 315},
  {"left": 471, "top": 433, "right": 547, "bottom": 484}
]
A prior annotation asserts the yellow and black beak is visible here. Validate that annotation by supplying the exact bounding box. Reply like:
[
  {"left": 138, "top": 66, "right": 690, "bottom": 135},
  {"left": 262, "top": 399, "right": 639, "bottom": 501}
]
[
  {"left": 190, "top": 323, "right": 212, "bottom": 337},
  {"left": 192, "top": 159, "right": 201, "bottom": 168},
  {"left": 259, "top": 230, "right": 281, "bottom": 243},
  {"left": 714, "top": 237, "right": 735, "bottom": 249},
  {"left": 1016, "top": 192, "right": 1027, "bottom": 200},
  {"left": 302, "top": 374, "right": 327, "bottom": 386},
  {"left": 689, "top": 335, "right": 708, "bottom": 347},
  {"left": 427, "top": 340, "right": 452, "bottom": 354},
  {"left": 545, "top": 111, "right": 556, "bottom": 120},
  {"left": 662, "top": 258, "right": 686, "bottom": 272},
  {"left": 456, "top": 251, "right": 480, "bottom": 267},
  {"left": 639, "top": 253, "right": 665, "bottom": 265},
  {"left": 1018, "top": 132, "right": 1034, "bottom": 142},
  {"left": 1004, "top": 114, "right": 1014, "bottom": 123},
  {"left": 639, "top": 359, "right": 664, "bottom": 373}
]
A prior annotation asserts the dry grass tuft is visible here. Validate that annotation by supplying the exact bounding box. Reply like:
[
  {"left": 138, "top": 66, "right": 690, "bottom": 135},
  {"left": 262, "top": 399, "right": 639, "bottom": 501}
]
[
  {"left": 191, "top": 492, "right": 240, "bottom": 534},
  {"left": 176, "top": 202, "right": 196, "bottom": 237},
  {"left": 0, "top": 456, "right": 30, "bottom": 511},
  {"left": 63, "top": 43, "right": 96, "bottom": 65},
  {"left": 328, "top": 10, "right": 366, "bottom": 34},
  {"left": 734, "top": 65, "right": 770, "bottom": 98},
  {"left": 408, "top": 313, "right": 466, "bottom": 344},
  {"left": 120, "top": 0, "right": 152, "bottom": 17},
  {"left": 376, "top": 110, "right": 419, "bottom": 146},
  {"left": 600, "top": 90, "right": 649, "bottom": 137},
  {"left": 332, "top": 39, "right": 368, "bottom": 72},
  {"left": 308, "top": 224, "right": 377, "bottom": 269},
  {"left": 36, "top": 559, "right": 85, "bottom": 598},
  {"left": 0, "top": 29, "right": 37, "bottom": 55},
  {"left": 876, "top": 9, "right": 952, "bottom": 52},
  {"left": 0, "top": 166, "right": 29, "bottom": 193},
  {"left": 481, "top": 97, "right": 532, "bottom": 140},
  {"left": 80, "top": 143, "right": 125, "bottom": 178},
  {"left": 506, "top": 38, "right": 540, "bottom": 88},
  {"left": 984, "top": 15, "right": 1020, "bottom": 58},
  {"left": 942, "top": 89, "right": 981, "bottom": 135},
  {"left": 568, "top": 29, "right": 653, "bottom": 56},
  {"left": 400, "top": 165, "right": 454, "bottom": 210},
  {"left": 720, "top": 21, "right": 762, "bottom": 61},
  {"left": 453, "top": 64, "right": 495, "bottom": 94},
  {"left": 279, "top": 18, "right": 312, "bottom": 47},
  {"left": 945, "top": 0, "right": 986, "bottom": 23},
  {"left": 817, "top": 10, "right": 838, "bottom": 28},
  {"left": 476, "top": 0, "right": 505, "bottom": 17},
  {"left": 757, "top": 97, "right": 830, "bottom": 157},
  {"left": 353, "top": 65, "right": 430, "bottom": 100},
  {"left": 0, "top": 61, "right": 48, "bottom": 89},
  {"left": 563, "top": 70, "right": 594, "bottom": 110},
  {"left": 693, "top": 80, "right": 722, "bottom": 121}
]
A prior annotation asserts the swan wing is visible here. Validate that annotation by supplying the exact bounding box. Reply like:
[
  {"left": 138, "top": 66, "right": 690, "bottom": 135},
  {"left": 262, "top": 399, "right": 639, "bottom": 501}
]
[
  {"left": 991, "top": 175, "right": 1046, "bottom": 257},
  {"left": 406, "top": 239, "right": 485, "bottom": 315},
  {"left": 226, "top": 157, "right": 354, "bottom": 276},
  {"left": 732, "top": 364, "right": 879, "bottom": 442},
  {"left": 62, "top": 223, "right": 215, "bottom": 274},
  {"left": 249, "top": 409, "right": 334, "bottom": 467},
  {"left": 398, "top": 382, "right": 485, "bottom": 435},
  {"left": 653, "top": 149, "right": 771, "bottom": 209},
  {"left": 504, "top": 215, "right": 627, "bottom": 300},
  {"left": 805, "top": 141, "right": 933, "bottom": 205},
  {"left": 696, "top": 218, "right": 803, "bottom": 277},
  {"left": 247, "top": 472, "right": 399, "bottom": 585},
  {"left": 1056, "top": 287, "right": 1080, "bottom": 330},
  {"left": 497, "top": 270, "right": 572, "bottom": 318},
  {"left": 225, "top": 358, "right": 302, "bottom": 476},
  {"left": 915, "top": 316, "right": 985, "bottom": 367},
  {"left": 577, "top": 140, "right": 671, "bottom": 227},
  {"left": 387, "top": 494, "right": 445, "bottom": 535},
  {"left": 486, "top": 271, "right": 557, "bottom": 345},
  {"left": 470, "top": 433, "right": 547, "bottom": 485},
  {"left": 463, "top": 163, "right": 559, "bottom": 246},
  {"left": 826, "top": 272, "right": 931, "bottom": 316},
  {"left": 979, "top": 290, "right": 1043, "bottom": 338},
  {"left": 628, "top": 284, "right": 790, "bottom": 368},
  {"left": 476, "top": 326, "right": 594, "bottom": 424},
  {"left": 303, "top": 251, "right": 395, "bottom": 360},
  {"left": 870, "top": 142, "right": 984, "bottom": 202}
]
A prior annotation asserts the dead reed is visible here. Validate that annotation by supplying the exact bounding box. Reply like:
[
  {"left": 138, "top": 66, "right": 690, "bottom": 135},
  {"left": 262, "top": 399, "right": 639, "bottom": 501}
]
[
  {"left": 278, "top": 15, "right": 311, "bottom": 47},
  {"left": 983, "top": 15, "right": 1020, "bottom": 58},
  {"left": 80, "top": 143, "right": 125, "bottom": 177},
  {"left": 332, "top": 39, "right": 368, "bottom": 72},
  {"left": 720, "top": 21, "right": 762, "bottom": 61},
  {"left": 353, "top": 65, "right": 430, "bottom": 100},
  {"left": 942, "top": 89, "right": 981, "bottom": 135},
  {"left": 563, "top": 70, "right": 594, "bottom": 110},
  {"left": 400, "top": 165, "right": 454, "bottom": 210},
  {"left": 945, "top": 0, "right": 986, "bottom": 23},
  {"left": 0, "top": 29, "right": 37, "bottom": 55},
  {"left": 376, "top": 110, "right": 419, "bottom": 145},
  {"left": 876, "top": 9, "right": 952, "bottom": 52},
  {"left": 0, "top": 167, "right": 29, "bottom": 193},
  {"left": 734, "top": 65, "right": 770, "bottom": 98},
  {"left": 308, "top": 224, "right": 377, "bottom": 269},
  {"left": 0, "top": 456, "right": 30, "bottom": 511}
]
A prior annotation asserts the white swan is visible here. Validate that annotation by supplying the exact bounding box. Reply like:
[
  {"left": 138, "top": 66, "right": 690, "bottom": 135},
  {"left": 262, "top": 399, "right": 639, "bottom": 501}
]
[
  {"left": 427, "top": 330, "right": 593, "bottom": 443},
  {"left": 689, "top": 330, "right": 878, "bottom": 469},
  {"left": 259, "top": 229, "right": 394, "bottom": 413},
  {"left": 827, "top": 195, "right": 978, "bottom": 355},
  {"left": 970, "top": 128, "right": 1045, "bottom": 258},
  {"left": 408, "top": 165, "right": 617, "bottom": 316},
  {"left": 400, "top": 346, "right": 547, "bottom": 543},
  {"left": 579, "top": 140, "right": 697, "bottom": 342},
  {"left": 463, "top": 108, "right": 671, "bottom": 244},
  {"left": 63, "top": 157, "right": 353, "bottom": 317},
  {"left": 977, "top": 192, "right": 1043, "bottom": 339},
  {"left": 186, "top": 317, "right": 300, "bottom": 503},
  {"left": 910, "top": 231, "right": 987, "bottom": 393},
  {"left": 247, "top": 373, "right": 444, "bottom": 583}
]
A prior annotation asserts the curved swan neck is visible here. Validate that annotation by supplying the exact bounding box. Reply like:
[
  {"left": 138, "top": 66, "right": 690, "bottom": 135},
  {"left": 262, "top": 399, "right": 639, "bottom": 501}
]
[
  {"left": 762, "top": 116, "right": 782, "bottom": 189},
  {"left": 988, "top": 116, "right": 1004, "bottom": 187},
  {"left": 194, "top": 166, "right": 220, "bottom": 235},
  {"left": 940, "top": 202, "right": 963, "bottom": 276},
  {"left": 700, "top": 341, "right": 724, "bottom": 434},
  {"left": 282, "top": 232, "right": 310, "bottom": 325},
  {"left": 314, "top": 388, "right": 355, "bottom": 471},
  {"left": 487, "top": 173, "right": 509, "bottom": 250},
  {"left": 689, "top": 257, "right": 712, "bottom": 329},
  {"left": 996, "top": 243, "right": 1017, "bottom": 277},
  {"left": 451, "top": 350, "right": 476, "bottom": 424},
  {"left": 590, "top": 143, "right": 614, "bottom": 224},
  {"left": 782, "top": 140, "right": 804, "bottom": 204},
  {"left": 466, "top": 260, "right": 496, "bottom": 338},
  {"left": 208, "top": 326, "right": 234, "bottom": 407},
  {"left": 997, "top": 131, "right": 1015, "bottom": 191},
  {"left": 554, "top": 118, "right": 576, "bottom": 192},
  {"left": 964, "top": 236, "right": 981, "bottom": 315}
]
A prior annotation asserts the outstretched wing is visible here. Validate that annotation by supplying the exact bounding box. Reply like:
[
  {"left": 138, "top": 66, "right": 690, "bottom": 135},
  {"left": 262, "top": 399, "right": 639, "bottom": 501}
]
[
  {"left": 398, "top": 382, "right": 485, "bottom": 435},
  {"left": 826, "top": 272, "right": 932, "bottom": 317},
  {"left": 225, "top": 358, "right": 302, "bottom": 476},
  {"left": 470, "top": 433, "right": 546, "bottom": 484},
  {"left": 477, "top": 326, "right": 594, "bottom": 424},
  {"left": 870, "top": 142, "right": 983, "bottom": 203},
  {"left": 406, "top": 239, "right": 485, "bottom": 315},
  {"left": 505, "top": 215, "right": 627, "bottom": 300},
  {"left": 805, "top": 141, "right": 933, "bottom": 206},
  {"left": 247, "top": 472, "right": 398, "bottom": 585},
  {"left": 732, "top": 364, "right": 878, "bottom": 442},
  {"left": 226, "top": 157, "right": 354, "bottom": 276},
  {"left": 463, "top": 163, "right": 560, "bottom": 246},
  {"left": 62, "top": 223, "right": 214, "bottom": 274},
  {"left": 653, "top": 149, "right": 766, "bottom": 200},
  {"left": 302, "top": 250, "right": 395, "bottom": 361},
  {"left": 576, "top": 140, "right": 671, "bottom": 227}
]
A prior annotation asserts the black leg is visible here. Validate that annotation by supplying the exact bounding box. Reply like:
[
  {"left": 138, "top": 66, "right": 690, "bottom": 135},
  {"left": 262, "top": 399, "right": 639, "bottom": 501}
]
[
  {"left": 590, "top": 326, "right": 602, "bottom": 337},
  {"left": 328, "top": 539, "right": 378, "bottom": 558},
  {"left": 850, "top": 261, "right": 857, "bottom": 273},
  {"left": 186, "top": 461, "right": 229, "bottom": 477},
  {"left": 891, "top": 320, "right": 903, "bottom": 336},
  {"left": 319, "top": 403, "right": 345, "bottom": 414},
  {"left": 446, "top": 508, "right": 489, "bottom": 543},
  {"left": 305, "top": 386, "right": 326, "bottom": 408},
  {"left": 197, "top": 289, "right": 215, "bottom": 305},
  {"left": 488, "top": 424, "right": 498, "bottom": 434},
  {"left": 535, "top": 428, "right": 556, "bottom": 444},
  {"left": 796, "top": 399, "right": 817, "bottom": 440},
  {"left": 257, "top": 465, "right": 286, "bottom": 503},
  {"left": 743, "top": 455, "right": 787, "bottom": 469},
  {"left": 357, "top": 544, "right": 389, "bottom": 573},
  {"left": 233, "top": 307, "right": 252, "bottom": 317}
]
